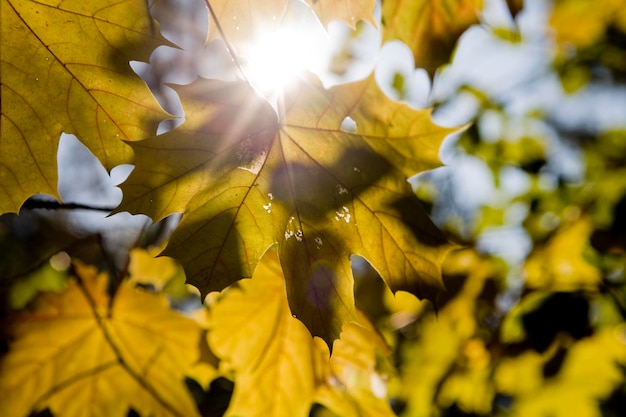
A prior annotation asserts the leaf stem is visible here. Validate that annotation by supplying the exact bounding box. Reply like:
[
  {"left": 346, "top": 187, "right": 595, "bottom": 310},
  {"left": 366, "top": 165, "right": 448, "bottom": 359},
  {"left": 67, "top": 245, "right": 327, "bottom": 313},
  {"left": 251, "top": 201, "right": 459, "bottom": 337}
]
[{"left": 203, "top": 0, "right": 251, "bottom": 85}]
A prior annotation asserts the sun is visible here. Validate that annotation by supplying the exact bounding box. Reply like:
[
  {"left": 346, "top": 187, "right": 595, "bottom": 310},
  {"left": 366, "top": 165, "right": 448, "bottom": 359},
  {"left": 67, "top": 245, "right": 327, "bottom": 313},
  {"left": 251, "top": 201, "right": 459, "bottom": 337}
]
[{"left": 243, "top": 24, "right": 328, "bottom": 95}]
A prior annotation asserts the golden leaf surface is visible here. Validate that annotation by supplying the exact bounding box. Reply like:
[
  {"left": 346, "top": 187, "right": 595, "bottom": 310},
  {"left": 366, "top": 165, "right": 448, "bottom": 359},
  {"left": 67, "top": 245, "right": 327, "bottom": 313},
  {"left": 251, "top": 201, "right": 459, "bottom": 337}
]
[
  {"left": 207, "top": 249, "right": 324, "bottom": 417},
  {"left": 119, "top": 74, "right": 458, "bottom": 342},
  {"left": 381, "top": 0, "right": 482, "bottom": 75},
  {"left": 394, "top": 250, "right": 501, "bottom": 416},
  {"left": 549, "top": 0, "right": 626, "bottom": 49},
  {"left": 205, "top": 0, "right": 375, "bottom": 48},
  {"left": 306, "top": 0, "right": 376, "bottom": 28},
  {"left": 495, "top": 327, "right": 626, "bottom": 417},
  {"left": 0, "top": 263, "right": 202, "bottom": 417},
  {"left": 314, "top": 322, "right": 397, "bottom": 417},
  {"left": 524, "top": 218, "right": 601, "bottom": 291},
  {"left": 0, "top": 0, "right": 168, "bottom": 213}
]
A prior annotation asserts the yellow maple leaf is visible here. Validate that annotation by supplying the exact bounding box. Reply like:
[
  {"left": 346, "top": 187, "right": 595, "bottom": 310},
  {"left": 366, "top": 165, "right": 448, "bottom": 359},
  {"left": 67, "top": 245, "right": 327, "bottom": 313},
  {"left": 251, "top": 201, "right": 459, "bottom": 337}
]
[
  {"left": 524, "top": 217, "right": 601, "bottom": 291},
  {"left": 549, "top": 0, "right": 626, "bottom": 49},
  {"left": 381, "top": 0, "right": 482, "bottom": 74},
  {"left": 0, "top": 0, "right": 169, "bottom": 213},
  {"left": 205, "top": 0, "right": 375, "bottom": 48},
  {"left": 207, "top": 249, "right": 322, "bottom": 417},
  {"left": 314, "top": 322, "right": 397, "bottom": 417},
  {"left": 0, "top": 263, "right": 202, "bottom": 417},
  {"left": 495, "top": 326, "right": 626, "bottom": 417}
]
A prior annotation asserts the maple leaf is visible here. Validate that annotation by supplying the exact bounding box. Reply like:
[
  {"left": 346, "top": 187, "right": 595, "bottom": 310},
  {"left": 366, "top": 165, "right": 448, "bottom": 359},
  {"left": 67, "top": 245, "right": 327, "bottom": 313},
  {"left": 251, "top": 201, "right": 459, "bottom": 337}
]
[
  {"left": 524, "top": 218, "right": 601, "bottom": 291},
  {"left": 0, "top": 263, "right": 202, "bottom": 417},
  {"left": 208, "top": 249, "right": 323, "bottom": 417},
  {"left": 381, "top": 0, "right": 482, "bottom": 75},
  {"left": 0, "top": 0, "right": 169, "bottom": 213},
  {"left": 549, "top": 0, "right": 626, "bottom": 49},
  {"left": 314, "top": 321, "right": 397, "bottom": 417},
  {"left": 495, "top": 327, "right": 626, "bottom": 417},
  {"left": 205, "top": 0, "right": 375, "bottom": 48},
  {"left": 119, "top": 74, "right": 457, "bottom": 342},
  {"left": 306, "top": 0, "right": 376, "bottom": 28}
]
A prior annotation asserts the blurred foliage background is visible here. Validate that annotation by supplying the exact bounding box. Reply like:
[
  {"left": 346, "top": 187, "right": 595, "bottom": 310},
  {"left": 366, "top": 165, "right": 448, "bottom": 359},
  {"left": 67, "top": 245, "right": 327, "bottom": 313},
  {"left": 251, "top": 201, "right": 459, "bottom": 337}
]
[{"left": 374, "top": 0, "right": 626, "bottom": 415}]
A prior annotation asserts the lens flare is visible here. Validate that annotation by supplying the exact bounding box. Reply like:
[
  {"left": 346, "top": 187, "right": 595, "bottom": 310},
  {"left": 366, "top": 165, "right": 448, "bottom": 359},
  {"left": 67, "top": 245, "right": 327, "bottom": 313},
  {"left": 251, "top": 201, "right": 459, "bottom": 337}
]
[{"left": 244, "top": 26, "right": 327, "bottom": 94}]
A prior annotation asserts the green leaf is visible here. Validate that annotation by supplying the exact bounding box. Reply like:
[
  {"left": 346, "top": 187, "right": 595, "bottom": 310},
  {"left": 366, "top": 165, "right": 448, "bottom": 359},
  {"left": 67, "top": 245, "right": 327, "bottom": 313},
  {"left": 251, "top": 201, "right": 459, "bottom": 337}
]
[
  {"left": 0, "top": 0, "right": 169, "bottom": 213},
  {"left": 119, "top": 74, "right": 457, "bottom": 342}
]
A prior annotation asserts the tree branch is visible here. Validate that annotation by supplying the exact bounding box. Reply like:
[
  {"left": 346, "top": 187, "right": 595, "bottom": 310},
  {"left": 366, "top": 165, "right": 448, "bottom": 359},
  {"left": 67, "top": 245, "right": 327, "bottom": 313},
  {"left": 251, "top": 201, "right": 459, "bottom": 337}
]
[{"left": 22, "top": 199, "right": 116, "bottom": 212}]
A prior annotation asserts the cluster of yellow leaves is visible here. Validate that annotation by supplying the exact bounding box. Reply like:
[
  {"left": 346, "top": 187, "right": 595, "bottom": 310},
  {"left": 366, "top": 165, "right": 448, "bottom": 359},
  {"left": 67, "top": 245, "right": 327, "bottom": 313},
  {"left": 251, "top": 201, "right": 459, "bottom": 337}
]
[
  {"left": 549, "top": 0, "right": 626, "bottom": 49},
  {"left": 0, "top": 261, "right": 202, "bottom": 417},
  {"left": 392, "top": 249, "right": 500, "bottom": 416},
  {"left": 385, "top": 246, "right": 626, "bottom": 417},
  {"left": 1, "top": 0, "right": 465, "bottom": 344},
  {"left": 0, "top": 249, "right": 398, "bottom": 417},
  {"left": 496, "top": 326, "right": 626, "bottom": 417},
  {"left": 524, "top": 217, "right": 601, "bottom": 291},
  {"left": 548, "top": 0, "right": 626, "bottom": 90},
  {"left": 207, "top": 249, "right": 396, "bottom": 417}
]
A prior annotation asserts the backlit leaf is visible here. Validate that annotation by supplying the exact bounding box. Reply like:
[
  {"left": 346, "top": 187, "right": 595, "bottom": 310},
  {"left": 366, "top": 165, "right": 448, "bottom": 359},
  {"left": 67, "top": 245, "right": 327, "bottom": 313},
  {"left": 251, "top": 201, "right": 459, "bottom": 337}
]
[
  {"left": 314, "top": 322, "right": 396, "bottom": 417},
  {"left": 381, "top": 0, "right": 482, "bottom": 75},
  {"left": 207, "top": 249, "right": 322, "bottom": 417},
  {"left": 119, "top": 74, "right": 457, "bottom": 342},
  {"left": 549, "top": 0, "right": 626, "bottom": 49},
  {"left": 206, "top": 0, "right": 288, "bottom": 46},
  {"left": 0, "top": 263, "right": 202, "bottom": 417},
  {"left": 395, "top": 250, "right": 500, "bottom": 416},
  {"left": 205, "top": 0, "right": 375, "bottom": 48},
  {"left": 0, "top": 0, "right": 168, "bottom": 213},
  {"left": 495, "top": 327, "right": 626, "bottom": 417},
  {"left": 307, "top": 0, "right": 376, "bottom": 28},
  {"left": 524, "top": 217, "right": 601, "bottom": 291}
]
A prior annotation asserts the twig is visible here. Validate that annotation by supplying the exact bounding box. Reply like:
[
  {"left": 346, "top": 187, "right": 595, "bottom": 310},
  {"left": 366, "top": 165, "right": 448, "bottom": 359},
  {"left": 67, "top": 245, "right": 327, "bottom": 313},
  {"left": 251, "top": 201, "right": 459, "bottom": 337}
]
[
  {"left": 203, "top": 0, "right": 251, "bottom": 84},
  {"left": 21, "top": 199, "right": 116, "bottom": 212}
]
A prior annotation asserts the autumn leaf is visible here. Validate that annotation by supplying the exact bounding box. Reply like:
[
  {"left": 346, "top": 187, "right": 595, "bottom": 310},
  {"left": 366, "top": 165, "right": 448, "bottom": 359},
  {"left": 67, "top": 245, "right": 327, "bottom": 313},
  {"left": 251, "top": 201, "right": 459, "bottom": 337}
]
[
  {"left": 0, "top": 262, "right": 202, "bottom": 417},
  {"left": 381, "top": 0, "right": 482, "bottom": 75},
  {"left": 495, "top": 327, "right": 626, "bottom": 417},
  {"left": 207, "top": 249, "right": 324, "bottom": 417},
  {"left": 205, "top": 0, "right": 288, "bottom": 47},
  {"left": 119, "top": 74, "right": 457, "bottom": 342},
  {"left": 205, "top": 0, "right": 375, "bottom": 48},
  {"left": 549, "top": 0, "right": 626, "bottom": 49},
  {"left": 306, "top": 0, "right": 376, "bottom": 29},
  {"left": 0, "top": 0, "right": 169, "bottom": 213},
  {"left": 314, "top": 322, "right": 397, "bottom": 417},
  {"left": 524, "top": 217, "right": 601, "bottom": 291},
  {"left": 395, "top": 250, "right": 501, "bottom": 416}
]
